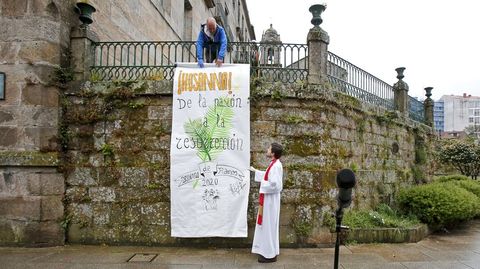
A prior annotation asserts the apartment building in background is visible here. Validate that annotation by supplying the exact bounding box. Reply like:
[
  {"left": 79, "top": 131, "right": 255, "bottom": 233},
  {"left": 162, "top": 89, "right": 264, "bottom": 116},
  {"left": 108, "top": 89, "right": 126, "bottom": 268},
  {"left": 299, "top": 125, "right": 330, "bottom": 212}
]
[
  {"left": 434, "top": 100, "right": 444, "bottom": 134},
  {"left": 438, "top": 93, "right": 480, "bottom": 138}
]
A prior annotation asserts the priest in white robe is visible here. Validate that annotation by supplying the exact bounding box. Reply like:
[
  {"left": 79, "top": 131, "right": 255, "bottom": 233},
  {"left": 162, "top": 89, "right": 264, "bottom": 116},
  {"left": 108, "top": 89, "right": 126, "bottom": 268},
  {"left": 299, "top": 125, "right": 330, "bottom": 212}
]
[{"left": 249, "top": 142, "right": 284, "bottom": 263}]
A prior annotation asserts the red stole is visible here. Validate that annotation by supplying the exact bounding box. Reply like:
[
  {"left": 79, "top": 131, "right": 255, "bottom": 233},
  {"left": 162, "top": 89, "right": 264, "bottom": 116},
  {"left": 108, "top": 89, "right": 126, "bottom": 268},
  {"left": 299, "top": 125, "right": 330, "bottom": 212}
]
[{"left": 257, "top": 158, "right": 277, "bottom": 225}]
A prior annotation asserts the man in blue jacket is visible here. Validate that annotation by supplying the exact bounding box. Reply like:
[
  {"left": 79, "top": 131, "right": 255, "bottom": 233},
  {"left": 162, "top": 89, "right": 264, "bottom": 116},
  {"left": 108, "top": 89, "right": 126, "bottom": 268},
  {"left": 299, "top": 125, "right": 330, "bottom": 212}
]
[{"left": 197, "top": 17, "right": 228, "bottom": 68}]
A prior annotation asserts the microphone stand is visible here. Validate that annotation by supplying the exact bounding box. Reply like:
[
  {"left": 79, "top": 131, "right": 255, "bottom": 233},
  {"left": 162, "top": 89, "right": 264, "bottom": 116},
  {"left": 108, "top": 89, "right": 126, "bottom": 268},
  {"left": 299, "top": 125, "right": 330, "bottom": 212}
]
[{"left": 334, "top": 207, "right": 349, "bottom": 269}]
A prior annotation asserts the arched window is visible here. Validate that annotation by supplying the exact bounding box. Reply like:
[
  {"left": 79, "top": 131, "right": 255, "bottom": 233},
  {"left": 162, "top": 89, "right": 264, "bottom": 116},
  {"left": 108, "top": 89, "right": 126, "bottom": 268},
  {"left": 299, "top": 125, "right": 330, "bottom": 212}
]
[{"left": 267, "top": 48, "right": 274, "bottom": 63}]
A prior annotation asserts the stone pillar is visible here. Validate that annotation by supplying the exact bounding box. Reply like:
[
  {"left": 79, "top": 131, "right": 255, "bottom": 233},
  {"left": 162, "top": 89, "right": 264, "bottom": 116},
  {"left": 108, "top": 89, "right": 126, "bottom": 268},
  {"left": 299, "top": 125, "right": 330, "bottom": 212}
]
[
  {"left": 307, "top": 4, "right": 329, "bottom": 85},
  {"left": 70, "top": 26, "right": 99, "bottom": 81},
  {"left": 424, "top": 87, "right": 434, "bottom": 127},
  {"left": 393, "top": 67, "right": 409, "bottom": 115},
  {"left": 0, "top": 0, "right": 72, "bottom": 247}
]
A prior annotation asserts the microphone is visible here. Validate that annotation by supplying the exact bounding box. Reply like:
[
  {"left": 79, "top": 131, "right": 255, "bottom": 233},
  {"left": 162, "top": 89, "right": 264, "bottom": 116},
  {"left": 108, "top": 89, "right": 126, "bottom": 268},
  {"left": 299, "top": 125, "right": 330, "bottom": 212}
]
[
  {"left": 336, "top": 169, "right": 356, "bottom": 208},
  {"left": 334, "top": 168, "right": 357, "bottom": 269}
]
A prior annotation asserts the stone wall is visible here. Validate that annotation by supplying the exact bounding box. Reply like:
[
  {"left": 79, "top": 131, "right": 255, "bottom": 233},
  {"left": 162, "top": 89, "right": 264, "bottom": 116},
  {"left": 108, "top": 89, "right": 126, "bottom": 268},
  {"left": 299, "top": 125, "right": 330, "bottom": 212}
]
[
  {"left": 0, "top": 0, "right": 431, "bottom": 247},
  {"left": 0, "top": 0, "right": 256, "bottom": 247},
  {"left": 0, "top": 0, "right": 76, "bottom": 246},
  {"left": 60, "top": 79, "right": 434, "bottom": 246}
]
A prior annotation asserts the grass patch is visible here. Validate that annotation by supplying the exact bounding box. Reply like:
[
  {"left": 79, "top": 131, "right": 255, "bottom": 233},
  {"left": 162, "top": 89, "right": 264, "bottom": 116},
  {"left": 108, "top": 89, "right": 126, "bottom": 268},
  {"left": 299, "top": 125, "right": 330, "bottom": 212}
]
[{"left": 343, "top": 204, "right": 420, "bottom": 229}]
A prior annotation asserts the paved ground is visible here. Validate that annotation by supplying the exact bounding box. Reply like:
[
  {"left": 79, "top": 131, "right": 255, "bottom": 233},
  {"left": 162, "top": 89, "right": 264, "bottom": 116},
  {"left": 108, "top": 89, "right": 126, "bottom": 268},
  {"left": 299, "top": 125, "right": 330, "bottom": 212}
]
[{"left": 1, "top": 220, "right": 479, "bottom": 269}]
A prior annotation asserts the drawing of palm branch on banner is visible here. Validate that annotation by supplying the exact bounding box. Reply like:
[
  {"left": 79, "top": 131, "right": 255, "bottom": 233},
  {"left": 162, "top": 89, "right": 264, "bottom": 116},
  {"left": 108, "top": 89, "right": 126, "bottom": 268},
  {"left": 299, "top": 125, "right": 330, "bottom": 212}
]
[{"left": 184, "top": 96, "right": 234, "bottom": 188}]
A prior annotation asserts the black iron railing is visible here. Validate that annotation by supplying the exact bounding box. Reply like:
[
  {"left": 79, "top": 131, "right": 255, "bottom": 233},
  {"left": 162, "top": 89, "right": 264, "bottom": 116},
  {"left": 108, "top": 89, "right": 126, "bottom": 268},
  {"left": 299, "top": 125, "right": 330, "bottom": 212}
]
[
  {"left": 89, "top": 41, "right": 424, "bottom": 123},
  {"left": 409, "top": 96, "right": 425, "bottom": 123},
  {"left": 327, "top": 52, "right": 395, "bottom": 110},
  {"left": 91, "top": 41, "right": 196, "bottom": 81},
  {"left": 90, "top": 41, "right": 308, "bottom": 83},
  {"left": 327, "top": 52, "right": 425, "bottom": 122},
  {"left": 327, "top": 76, "right": 394, "bottom": 110}
]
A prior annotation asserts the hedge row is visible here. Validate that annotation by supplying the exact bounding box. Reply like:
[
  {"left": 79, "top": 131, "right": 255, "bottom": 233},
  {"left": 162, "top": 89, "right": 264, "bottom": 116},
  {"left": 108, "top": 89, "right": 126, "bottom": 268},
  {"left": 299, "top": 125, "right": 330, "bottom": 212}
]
[{"left": 398, "top": 176, "right": 480, "bottom": 229}]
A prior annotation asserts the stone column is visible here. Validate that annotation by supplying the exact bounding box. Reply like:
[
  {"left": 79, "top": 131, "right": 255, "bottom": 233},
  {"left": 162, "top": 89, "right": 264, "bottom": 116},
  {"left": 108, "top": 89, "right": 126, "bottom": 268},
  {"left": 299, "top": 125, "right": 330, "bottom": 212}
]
[
  {"left": 70, "top": 26, "right": 99, "bottom": 81},
  {"left": 307, "top": 4, "right": 329, "bottom": 85},
  {"left": 424, "top": 87, "right": 434, "bottom": 127},
  {"left": 0, "top": 0, "right": 73, "bottom": 247},
  {"left": 393, "top": 67, "right": 409, "bottom": 115}
]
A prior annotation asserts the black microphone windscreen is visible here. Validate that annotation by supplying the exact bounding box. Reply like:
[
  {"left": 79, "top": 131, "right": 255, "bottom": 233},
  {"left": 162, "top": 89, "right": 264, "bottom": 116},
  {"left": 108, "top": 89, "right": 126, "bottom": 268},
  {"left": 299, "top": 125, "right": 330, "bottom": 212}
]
[{"left": 336, "top": 169, "right": 356, "bottom": 189}]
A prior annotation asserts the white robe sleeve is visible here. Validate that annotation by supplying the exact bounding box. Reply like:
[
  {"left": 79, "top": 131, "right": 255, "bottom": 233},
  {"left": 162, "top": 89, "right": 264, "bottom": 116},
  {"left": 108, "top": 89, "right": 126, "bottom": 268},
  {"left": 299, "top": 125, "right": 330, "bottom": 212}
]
[
  {"left": 259, "top": 163, "right": 283, "bottom": 194},
  {"left": 254, "top": 170, "right": 266, "bottom": 182}
]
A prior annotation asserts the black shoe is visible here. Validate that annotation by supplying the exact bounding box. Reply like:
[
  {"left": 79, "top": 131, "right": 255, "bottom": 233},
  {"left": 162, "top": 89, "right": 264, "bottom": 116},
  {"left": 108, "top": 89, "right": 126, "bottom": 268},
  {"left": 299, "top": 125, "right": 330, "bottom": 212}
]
[{"left": 258, "top": 255, "right": 277, "bottom": 263}]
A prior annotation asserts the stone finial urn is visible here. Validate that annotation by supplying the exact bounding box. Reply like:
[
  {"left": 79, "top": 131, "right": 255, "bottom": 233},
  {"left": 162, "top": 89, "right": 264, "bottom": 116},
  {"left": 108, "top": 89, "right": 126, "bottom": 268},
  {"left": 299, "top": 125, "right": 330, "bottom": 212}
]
[
  {"left": 395, "top": 67, "right": 406, "bottom": 80},
  {"left": 76, "top": 1, "right": 96, "bottom": 25},
  {"left": 424, "top": 87, "right": 433, "bottom": 99},
  {"left": 309, "top": 4, "right": 327, "bottom": 27}
]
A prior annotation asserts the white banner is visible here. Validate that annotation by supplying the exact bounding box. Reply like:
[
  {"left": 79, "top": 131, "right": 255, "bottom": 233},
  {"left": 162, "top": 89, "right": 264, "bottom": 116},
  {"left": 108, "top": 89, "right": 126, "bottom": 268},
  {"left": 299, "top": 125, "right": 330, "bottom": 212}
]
[{"left": 170, "top": 63, "right": 251, "bottom": 237}]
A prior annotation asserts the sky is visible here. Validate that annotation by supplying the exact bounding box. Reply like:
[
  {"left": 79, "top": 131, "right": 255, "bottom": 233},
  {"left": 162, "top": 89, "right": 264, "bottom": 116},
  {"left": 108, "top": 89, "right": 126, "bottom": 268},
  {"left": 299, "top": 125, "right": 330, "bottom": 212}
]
[{"left": 245, "top": 0, "right": 480, "bottom": 101}]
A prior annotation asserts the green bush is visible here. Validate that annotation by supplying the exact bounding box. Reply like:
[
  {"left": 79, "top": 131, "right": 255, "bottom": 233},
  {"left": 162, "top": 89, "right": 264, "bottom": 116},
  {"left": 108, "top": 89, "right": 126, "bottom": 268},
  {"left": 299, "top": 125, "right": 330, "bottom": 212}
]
[
  {"left": 342, "top": 204, "right": 420, "bottom": 229},
  {"left": 438, "top": 139, "right": 480, "bottom": 179},
  {"left": 452, "top": 180, "right": 480, "bottom": 198},
  {"left": 397, "top": 182, "right": 480, "bottom": 229},
  {"left": 436, "top": 174, "right": 471, "bottom": 182}
]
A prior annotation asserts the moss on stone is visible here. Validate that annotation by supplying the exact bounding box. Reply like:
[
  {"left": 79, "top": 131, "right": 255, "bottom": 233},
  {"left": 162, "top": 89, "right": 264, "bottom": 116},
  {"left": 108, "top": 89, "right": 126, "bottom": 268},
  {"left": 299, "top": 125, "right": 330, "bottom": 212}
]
[
  {"left": 270, "top": 88, "right": 284, "bottom": 101},
  {"left": 356, "top": 119, "right": 366, "bottom": 141},
  {"left": 285, "top": 115, "right": 307, "bottom": 124},
  {"left": 375, "top": 111, "right": 398, "bottom": 126},
  {"left": 286, "top": 137, "right": 321, "bottom": 157},
  {"left": 63, "top": 99, "right": 104, "bottom": 124},
  {"left": 293, "top": 219, "right": 313, "bottom": 237},
  {"left": 283, "top": 175, "right": 296, "bottom": 189},
  {"left": 414, "top": 137, "right": 427, "bottom": 165},
  {"left": 0, "top": 151, "right": 59, "bottom": 167},
  {"left": 333, "top": 91, "right": 362, "bottom": 109},
  {"left": 411, "top": 165, "right": 426, "bottom": 184}
]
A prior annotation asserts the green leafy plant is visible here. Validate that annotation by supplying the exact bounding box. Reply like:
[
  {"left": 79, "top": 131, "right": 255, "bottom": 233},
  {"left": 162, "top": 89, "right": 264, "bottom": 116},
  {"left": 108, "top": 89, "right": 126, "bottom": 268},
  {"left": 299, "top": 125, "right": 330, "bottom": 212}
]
[
  {"left": 435, "top": 174, "right": 471, "bottom": 182},
  {"left": 293, "top": 220, "right": 313, "bottom": 237},
  {"left": 438, "top": 139, "right": 480, "bottom": 179},
  {"left": 100, "top": 143, "right": 114, "bottom": 157},
  {"left": 451, "top": 179, "right": 480, "bottom": 199},
  {"left": 60, "top": 213, "right": 73, "bottom": 230},
  {"left": 90, "top": 70, "right": 102, "bottom": 82},
  {"left": 464, "top": 125, "right": 480, "bottom": 140},
  {"left": 350, "top": 163, "right": 359, "bottom": 173},
  {"left": 397, "top": 182, "right": 480, "bottom": 230},
  {"left": 271, "top": 88, "right": 283, "bottom": 101},
  {"left": 322, "top": 212, "right": 336, "bottom": 232},
  {"left": 184, "top": 96, "right": 234, "bottom": 162}
]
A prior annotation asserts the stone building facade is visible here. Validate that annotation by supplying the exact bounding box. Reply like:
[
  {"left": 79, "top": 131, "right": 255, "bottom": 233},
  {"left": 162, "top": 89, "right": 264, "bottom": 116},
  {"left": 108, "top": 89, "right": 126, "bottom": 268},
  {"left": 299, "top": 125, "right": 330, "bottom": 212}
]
[
  {"left": 0, "top": 0, "right": 254, "bottom": 246},
  {"left": 87, "top": 0, "right": 255, "bottom": 42}
]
